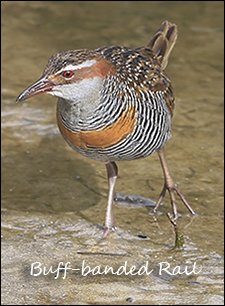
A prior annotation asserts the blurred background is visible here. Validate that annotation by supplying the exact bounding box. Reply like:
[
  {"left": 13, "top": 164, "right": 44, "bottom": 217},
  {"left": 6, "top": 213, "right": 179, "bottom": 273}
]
[{"left": 1, "top": 1, "right": 224, "bottom": 305}]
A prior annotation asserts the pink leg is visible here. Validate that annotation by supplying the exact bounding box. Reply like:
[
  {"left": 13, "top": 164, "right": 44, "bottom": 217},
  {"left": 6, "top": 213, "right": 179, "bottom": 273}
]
[
  {"left": 153, "top": 147, "right": 196, "bottom": 220},
  {"left": 103, "top": 162, "right": 118, "bottom": 238}
]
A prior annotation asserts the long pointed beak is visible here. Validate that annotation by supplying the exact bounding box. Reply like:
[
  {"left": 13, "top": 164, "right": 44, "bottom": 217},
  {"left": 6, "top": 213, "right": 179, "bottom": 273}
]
[{"left": 16, "top": 74, "right": 55, "bottom": 102}]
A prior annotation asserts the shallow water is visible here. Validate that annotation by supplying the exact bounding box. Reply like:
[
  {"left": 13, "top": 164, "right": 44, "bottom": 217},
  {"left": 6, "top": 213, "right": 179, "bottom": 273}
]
[{"left": 1, "top": 1, "right": 224, "bottom": 305}]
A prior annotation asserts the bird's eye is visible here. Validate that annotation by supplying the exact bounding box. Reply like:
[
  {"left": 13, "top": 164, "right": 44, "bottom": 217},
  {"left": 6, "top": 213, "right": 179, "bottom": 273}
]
[{"left": 62, "top": 70, "right": 74, "bottom": 79}]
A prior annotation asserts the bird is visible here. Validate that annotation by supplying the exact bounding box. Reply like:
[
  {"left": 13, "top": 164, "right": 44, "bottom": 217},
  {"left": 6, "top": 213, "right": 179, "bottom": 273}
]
[{"left": 17, "top": 20, "right": 196, "bottom": 238}]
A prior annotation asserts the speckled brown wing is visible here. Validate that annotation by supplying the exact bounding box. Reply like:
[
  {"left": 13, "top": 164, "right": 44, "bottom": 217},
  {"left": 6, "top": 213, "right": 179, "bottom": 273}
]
[{"left": 137, "top": 21, "right": 178, "bottom": 117}]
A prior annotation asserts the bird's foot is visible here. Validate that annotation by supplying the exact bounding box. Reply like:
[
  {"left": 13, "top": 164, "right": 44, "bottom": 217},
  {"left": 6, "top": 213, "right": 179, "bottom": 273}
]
[
  {"left": 102, "top": 224, "right": 117, "bottom": 239},
  {"left": 155, "top": 147, "right": 197, "bottom": 220},
  {"left": 152, "top": 181, "right": 197, "bottom": 220}
]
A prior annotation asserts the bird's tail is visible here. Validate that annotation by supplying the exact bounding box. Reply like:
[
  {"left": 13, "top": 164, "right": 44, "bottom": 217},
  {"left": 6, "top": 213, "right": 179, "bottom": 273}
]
[{"left": 147, "top": 20, "right": 178, "bottom": 70}]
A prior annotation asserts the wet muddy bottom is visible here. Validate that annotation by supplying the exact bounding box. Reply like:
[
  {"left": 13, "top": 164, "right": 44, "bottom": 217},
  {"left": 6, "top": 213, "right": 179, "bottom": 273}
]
[{"left": 1, "top": 1, "right": 224, "bottom": 305}]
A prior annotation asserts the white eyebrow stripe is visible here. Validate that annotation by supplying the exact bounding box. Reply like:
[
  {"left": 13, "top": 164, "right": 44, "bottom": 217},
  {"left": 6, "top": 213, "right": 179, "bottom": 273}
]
[{"left": 56, "top": 60, "right": 97, "bottom": 75}]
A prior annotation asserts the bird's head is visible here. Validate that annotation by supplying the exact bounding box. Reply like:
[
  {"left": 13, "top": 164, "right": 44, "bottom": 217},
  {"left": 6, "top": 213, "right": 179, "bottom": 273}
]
[{"left": 16, "top": 49, "right": 115, "bottom": 103}]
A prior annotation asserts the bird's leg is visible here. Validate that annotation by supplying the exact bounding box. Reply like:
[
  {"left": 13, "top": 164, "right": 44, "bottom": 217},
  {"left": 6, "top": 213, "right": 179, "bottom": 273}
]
[
  {"left": 103, "top": 161, "right": 118, "bottom": 238},
  {"left": 153, "top": 147, "right": 196, "bottom": 221}
]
